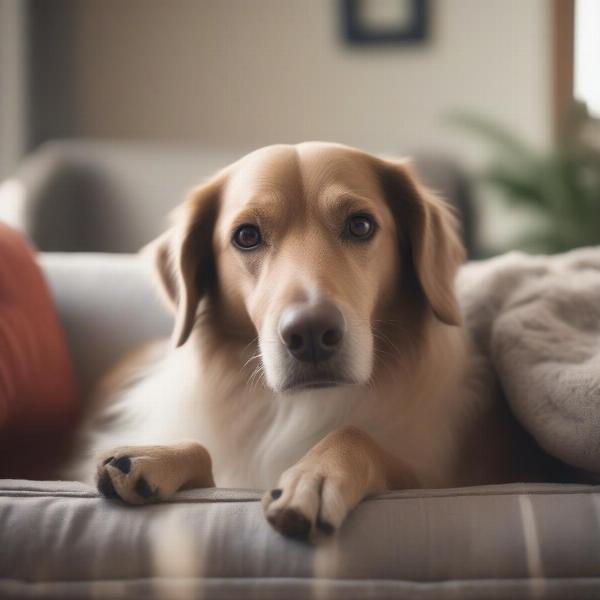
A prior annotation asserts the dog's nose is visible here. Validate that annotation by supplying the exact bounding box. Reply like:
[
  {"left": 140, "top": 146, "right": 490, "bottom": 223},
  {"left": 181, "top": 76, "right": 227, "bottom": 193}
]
[{"left": 279, "top": 302, "right": 345, "bottom": 363}]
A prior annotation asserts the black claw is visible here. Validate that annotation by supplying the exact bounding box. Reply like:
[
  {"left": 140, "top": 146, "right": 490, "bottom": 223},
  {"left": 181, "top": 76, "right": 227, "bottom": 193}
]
[
  {"left": 270, "top": 488, "right": 283, "bottom": 500},
  {"left": 110, "top": 456, "right": 132, "bottom": 474},
  {"left": 97, "top": 471, "right": 118, "bottom": 499},
  {"left": 134, "top": 477, "right": 155, "bottom": 499},
  {"left": 269, "top": 509, "right": 311, "bottom": 539},
  {"left": 317, "top": 518, "right": 335, "bottom": 535}
]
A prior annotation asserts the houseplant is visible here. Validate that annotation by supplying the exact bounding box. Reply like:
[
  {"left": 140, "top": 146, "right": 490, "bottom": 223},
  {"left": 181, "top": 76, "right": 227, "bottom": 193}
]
[{"left": 451, "top": 103, "right": 600, "bottom": 254}]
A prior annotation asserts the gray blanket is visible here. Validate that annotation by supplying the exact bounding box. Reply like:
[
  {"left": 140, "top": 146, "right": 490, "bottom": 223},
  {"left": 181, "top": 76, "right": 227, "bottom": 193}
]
[{"left": 458, "top": 246, "right": 600, "bottom": 474}]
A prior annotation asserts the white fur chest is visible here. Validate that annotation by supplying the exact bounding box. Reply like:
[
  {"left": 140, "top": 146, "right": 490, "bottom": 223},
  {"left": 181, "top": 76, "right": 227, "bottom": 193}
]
[{"left": 86, "top": 334, "right": 470, "bottom": 491}]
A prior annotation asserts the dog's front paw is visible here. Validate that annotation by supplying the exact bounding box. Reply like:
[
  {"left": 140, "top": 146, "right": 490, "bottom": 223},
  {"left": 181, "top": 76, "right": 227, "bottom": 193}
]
[
  {"left": 95, "top": 443, "right": 214, "bottom": 505},
  {"left": 262, "top": 465, "right": 353, "bottom": 540},
  {"left": 96, "top": 450, "right": 166, "bottom": 504}
]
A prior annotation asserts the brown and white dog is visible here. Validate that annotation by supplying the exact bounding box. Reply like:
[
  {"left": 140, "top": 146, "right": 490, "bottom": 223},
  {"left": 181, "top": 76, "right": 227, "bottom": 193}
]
[{"left": 68, "top": 142, "right": 543, "bottom": 539}]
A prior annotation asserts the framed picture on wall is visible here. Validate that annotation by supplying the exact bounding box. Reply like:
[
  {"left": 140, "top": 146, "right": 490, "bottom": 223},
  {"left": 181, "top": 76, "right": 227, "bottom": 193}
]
[{"left": 341, "top": 0, "right": 429, "bottom": 45}]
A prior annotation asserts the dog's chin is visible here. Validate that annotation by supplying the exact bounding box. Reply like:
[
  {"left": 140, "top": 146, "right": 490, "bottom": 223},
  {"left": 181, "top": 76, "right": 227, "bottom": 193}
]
[
  {"left": 262, "top": 346, "right": 373, "bottom": 394},
  {"left": 277, "top": 375, "right": 359, "bottom": 394}
]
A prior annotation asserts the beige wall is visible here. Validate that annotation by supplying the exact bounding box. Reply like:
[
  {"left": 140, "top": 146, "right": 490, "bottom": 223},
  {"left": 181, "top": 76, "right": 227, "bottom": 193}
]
[
  {"left": 35, "top": 0, "right": 552, "bottom": 165},
  {"left": 0, "top": 0, "right": 28, "bottom": 176}
]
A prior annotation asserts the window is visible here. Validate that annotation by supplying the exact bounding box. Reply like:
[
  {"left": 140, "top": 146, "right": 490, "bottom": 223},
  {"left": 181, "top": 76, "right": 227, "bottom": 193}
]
[{"left": 574, "top": 0, "right": 600, "bottom": 117}]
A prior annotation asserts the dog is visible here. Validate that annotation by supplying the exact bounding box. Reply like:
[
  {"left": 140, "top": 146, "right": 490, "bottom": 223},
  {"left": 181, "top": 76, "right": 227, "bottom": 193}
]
[{"left": 67, "top": 142, "right": 546, "bottom": 539}]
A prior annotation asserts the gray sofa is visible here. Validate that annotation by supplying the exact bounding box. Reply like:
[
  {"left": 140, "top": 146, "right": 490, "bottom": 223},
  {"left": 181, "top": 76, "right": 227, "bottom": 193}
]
[
  {"left": 1, "top": 252, "right": 600, "bottom": 599},
  {"left": 2, "top": 142, "right": 599, "bottom": 598}
]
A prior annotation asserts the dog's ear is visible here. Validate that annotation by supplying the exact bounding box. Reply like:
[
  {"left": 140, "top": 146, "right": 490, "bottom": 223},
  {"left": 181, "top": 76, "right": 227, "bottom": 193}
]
[
  {"left": 145, "top": 176, "right": 222, "bottom": 347},
  {"left": 379, "top": 159, "right": 465, "bottom": 326}
]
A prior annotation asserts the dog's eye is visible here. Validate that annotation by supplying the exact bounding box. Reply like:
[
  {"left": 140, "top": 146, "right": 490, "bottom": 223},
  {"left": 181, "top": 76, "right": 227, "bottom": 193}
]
[
  {"left": 346, "top": 215, "right": 375, "bottom": 240},
  {"left": 233, "top": 224, "right": 262, "bottom": 250}
]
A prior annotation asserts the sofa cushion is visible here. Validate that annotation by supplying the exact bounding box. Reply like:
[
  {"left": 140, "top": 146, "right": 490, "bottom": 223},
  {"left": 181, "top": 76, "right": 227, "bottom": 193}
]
[
  {"left": 0, "top": 225, "right": 79, "bottom": 478},
  {"left": 39, "top": 253, "right": 172, "bottom": 397},
  {"left": 2, "top": 480, "right": 600, "bottom": 599}
]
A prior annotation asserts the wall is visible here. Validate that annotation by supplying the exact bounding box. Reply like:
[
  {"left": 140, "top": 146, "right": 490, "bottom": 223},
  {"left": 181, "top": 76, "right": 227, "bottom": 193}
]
[
  {"left": 0, "top": 0, "right": 28, "bottom": 177},
  {"left": 31, "top": 0, "right": 552, "bottom": 166}
]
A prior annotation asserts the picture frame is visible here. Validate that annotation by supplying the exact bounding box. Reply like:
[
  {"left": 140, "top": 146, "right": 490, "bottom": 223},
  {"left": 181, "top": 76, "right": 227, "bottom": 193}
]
[{"left": 341, "top": 0, "right": 429, "bottom": 45}]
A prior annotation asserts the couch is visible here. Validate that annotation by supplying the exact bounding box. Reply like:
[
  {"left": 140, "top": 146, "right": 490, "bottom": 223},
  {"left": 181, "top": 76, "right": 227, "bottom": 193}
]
[
  {"left": 2, "top": 252, "right": 600, "bottom": 599},
  {"left": 2, "top": 142, "right": 599, "bottom": 599}
]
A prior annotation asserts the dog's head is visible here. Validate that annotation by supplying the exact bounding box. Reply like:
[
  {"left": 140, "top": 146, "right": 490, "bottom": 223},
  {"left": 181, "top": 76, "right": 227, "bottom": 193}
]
[{"left": 150, "top": 143, "right": 464, "bottom": 393}]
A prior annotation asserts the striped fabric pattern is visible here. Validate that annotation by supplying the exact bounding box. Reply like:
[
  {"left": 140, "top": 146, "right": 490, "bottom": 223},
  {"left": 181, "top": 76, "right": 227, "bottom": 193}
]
[{"left": 2, "top": 480, "right": 600, "bottom": 599}]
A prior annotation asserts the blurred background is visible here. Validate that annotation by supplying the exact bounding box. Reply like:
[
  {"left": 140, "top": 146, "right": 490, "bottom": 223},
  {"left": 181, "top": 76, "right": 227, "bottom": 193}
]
[{"left": 0, "top": 0, "right": 598, "bottom": 257}]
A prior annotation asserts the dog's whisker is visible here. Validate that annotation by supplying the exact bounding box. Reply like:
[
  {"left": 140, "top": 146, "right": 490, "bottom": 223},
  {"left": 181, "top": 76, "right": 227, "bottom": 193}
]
[
  {"left": 241, "top": 353, "right": 263, "bottom": 371},
  {"left": 371, "top": 350, "right": 401, "bottom": 385},
  {"left": 240, "top": 336, "right": 260, "bottom": 355},
  {"left": 373, "top": 333, "right": 403, "bottom": 358},
  {"left": 248, "top": 360, "right": 267, "bottom": 390},
  {"left": 372, "top": 330, "right": 402, "bottom": 354}
]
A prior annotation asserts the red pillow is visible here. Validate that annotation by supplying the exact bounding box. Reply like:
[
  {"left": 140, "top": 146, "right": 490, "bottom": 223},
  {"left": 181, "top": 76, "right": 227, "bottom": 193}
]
[{"left": 0, "top": 224, "right": 79, "bottom": 478}]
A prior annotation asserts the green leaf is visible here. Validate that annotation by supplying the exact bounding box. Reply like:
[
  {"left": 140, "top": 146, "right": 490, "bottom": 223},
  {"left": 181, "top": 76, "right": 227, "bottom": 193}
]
[
  {"left": 449, "top": 106, "right": 600, "bottom": 254},
  {"left": 483, "top": 165, "right": 549, "bottom": 210}
]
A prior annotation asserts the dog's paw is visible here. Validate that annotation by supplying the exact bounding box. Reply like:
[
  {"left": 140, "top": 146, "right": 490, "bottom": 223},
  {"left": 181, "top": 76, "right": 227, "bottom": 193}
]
[
  {"left": 262, "top": 465, "right": 352, "bottom": 540},
  {"left": 96, "top": 446, "right": 177, "bottom": 505}
]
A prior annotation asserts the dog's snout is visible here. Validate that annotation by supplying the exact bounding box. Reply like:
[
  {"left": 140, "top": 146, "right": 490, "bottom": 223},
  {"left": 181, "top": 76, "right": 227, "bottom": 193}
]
[{"left": 279, "top": 302, "right": 345, "bottom": 363}]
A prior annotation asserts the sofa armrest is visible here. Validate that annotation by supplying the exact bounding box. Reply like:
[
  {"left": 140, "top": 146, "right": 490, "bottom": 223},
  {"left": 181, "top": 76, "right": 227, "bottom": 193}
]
[
  {"left": 412, "top": 153, "right": 477, "bottom": 257},
  {"left": 39, "top": 253, "right": 172, "bottom": 396},
  {"left": 0, "top": 143, "right": 95, "bottom": 251},
  {"left": 0, "top": 140, "right": 244, "bottom": 253}
]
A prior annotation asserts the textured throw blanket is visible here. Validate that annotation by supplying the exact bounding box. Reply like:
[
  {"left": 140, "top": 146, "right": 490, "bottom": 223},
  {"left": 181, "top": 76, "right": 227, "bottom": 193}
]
[{"left": 457, "top": 246, "right": 600, "bottom": 474}]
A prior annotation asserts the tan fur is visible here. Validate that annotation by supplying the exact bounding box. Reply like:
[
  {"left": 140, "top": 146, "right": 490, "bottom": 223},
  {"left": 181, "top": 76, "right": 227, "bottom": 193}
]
[
  {"left": 67, "top": 142, "right": 545, "bottom": 540},
  {"left": 96, "top": 442, "right": 214, "bottom": 504}
]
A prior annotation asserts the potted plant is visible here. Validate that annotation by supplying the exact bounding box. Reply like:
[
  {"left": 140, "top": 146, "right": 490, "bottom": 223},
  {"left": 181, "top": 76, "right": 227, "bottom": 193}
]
[{"left": 451, "top": 103, "right": 600, "bottom": 254}]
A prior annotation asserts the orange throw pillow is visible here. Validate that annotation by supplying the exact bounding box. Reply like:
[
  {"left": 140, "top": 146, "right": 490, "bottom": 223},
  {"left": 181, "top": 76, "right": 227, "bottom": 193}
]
[{"left": 0, "top": 224, "right": 79, "bottom": 478}]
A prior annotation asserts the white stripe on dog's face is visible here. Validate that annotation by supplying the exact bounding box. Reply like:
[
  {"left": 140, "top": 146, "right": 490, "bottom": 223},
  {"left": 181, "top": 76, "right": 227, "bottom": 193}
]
[{"left": 212, "top": 143, "right": 400, "bottom": 393}]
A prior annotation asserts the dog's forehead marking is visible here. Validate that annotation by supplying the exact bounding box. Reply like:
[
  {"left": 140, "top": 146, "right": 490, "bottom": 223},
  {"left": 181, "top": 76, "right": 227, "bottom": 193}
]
[
  {"left": 223, "top": 145, "right": 302, "bottom": 209},
  {"left": 296, "top": 142, "right": 381, "bottom": 199},
  {"left": 222, "top": 143, "right": 382, "bottom": 217}
]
